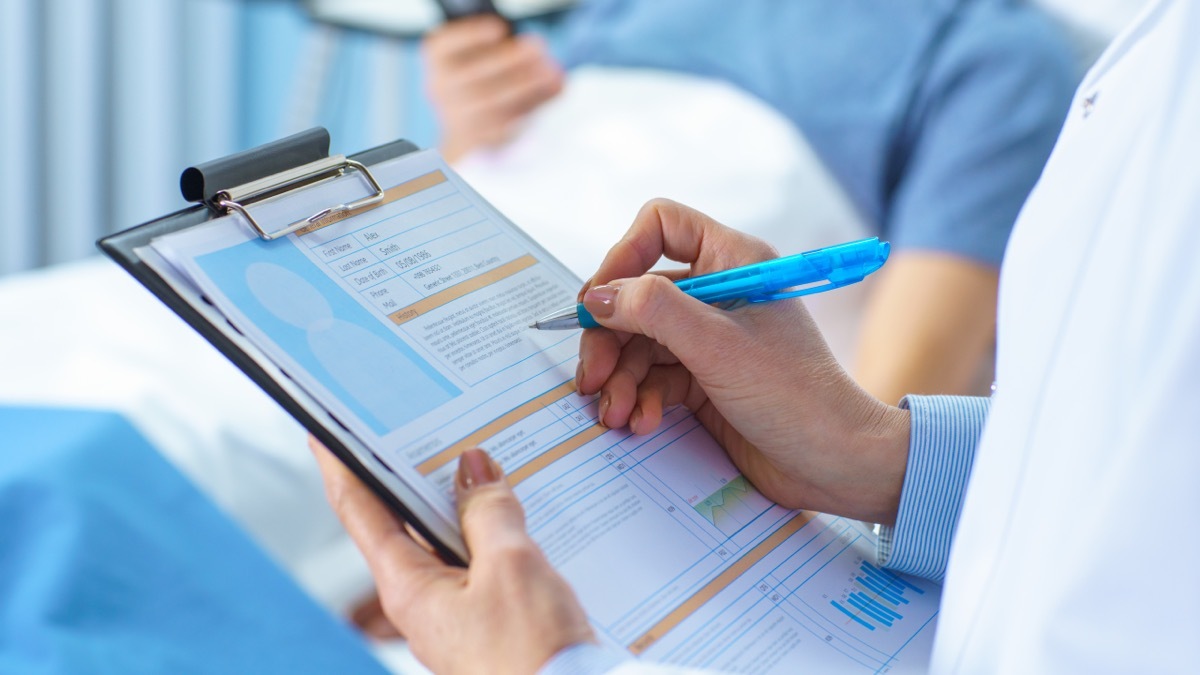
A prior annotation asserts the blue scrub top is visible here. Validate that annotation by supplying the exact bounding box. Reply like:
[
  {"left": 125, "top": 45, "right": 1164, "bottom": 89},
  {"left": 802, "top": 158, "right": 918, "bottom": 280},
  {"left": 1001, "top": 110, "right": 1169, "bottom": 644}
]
[{"left": 553, "top": 0, "right": 1078, "bottom": 266}]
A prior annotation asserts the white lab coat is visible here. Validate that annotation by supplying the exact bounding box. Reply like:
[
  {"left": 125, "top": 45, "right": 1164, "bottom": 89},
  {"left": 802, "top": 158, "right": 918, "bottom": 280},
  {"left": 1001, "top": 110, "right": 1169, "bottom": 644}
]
[
  {"left": 935, "top": 0, "right": 1200, "bottom": 671},
  {"left": 605, "top": 0, "right": 1200, "bottom": 672}
]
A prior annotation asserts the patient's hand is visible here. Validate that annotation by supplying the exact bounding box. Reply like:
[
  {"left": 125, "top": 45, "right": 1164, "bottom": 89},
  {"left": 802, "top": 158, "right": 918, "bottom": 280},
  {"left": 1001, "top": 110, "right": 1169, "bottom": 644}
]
[
  {"left": 310, "top": 439, "right": 593, "bottom": 674},
  {"left": 422, "top": 15, "right": 565, "bottom": 162}
]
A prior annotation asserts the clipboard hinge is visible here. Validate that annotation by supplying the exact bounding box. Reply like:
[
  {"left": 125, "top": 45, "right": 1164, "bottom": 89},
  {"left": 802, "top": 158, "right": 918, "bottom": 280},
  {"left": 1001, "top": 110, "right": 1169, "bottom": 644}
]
[
  {"left": 179, "top": 127, "right": 387, "bottom": 241},
  {"left": 213, "top": 155, "right": 385, "bottom": 240}
]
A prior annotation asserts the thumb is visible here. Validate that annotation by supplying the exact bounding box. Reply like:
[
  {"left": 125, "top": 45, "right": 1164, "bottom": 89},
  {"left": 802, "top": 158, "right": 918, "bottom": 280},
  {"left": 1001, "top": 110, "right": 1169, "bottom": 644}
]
[
  {"left": 454, "top": 449, "right": 535, "bottom": 559},
  {"left": 581, "top": 275, "right": 736, "bottom": 365}
]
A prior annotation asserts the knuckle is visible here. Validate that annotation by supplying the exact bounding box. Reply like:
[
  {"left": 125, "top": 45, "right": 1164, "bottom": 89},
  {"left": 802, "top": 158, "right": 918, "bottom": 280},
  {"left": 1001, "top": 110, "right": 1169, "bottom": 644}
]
[
  {"left": 624, "top": 276, "right": 672, "bottom": 324},
  {"left": 491, "top": 540, "right": 546, "bottom": 579},
  {"left": 752, "top": 238, "right": 780, "bottom": 261},
  {"left": 643, "top": 197, "right": 678, "bottom": 214},
  {"left": 649, "top": 198, "right": 689, "bottom": 230},
  {"left": 461, "top": 484, "right": 525, "bottom": 522},
  {"left": 718, "top": 230, "right": 776, "bottom": 264},
  {"left": 631, "top": 198, "right": 673, "bottom": 233}
]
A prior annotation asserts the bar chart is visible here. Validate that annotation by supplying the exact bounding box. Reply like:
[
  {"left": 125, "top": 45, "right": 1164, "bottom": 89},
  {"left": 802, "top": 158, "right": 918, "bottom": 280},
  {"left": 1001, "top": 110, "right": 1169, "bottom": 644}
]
[{"left": 830, "top": 561, "right": 925, "bottom": 630}]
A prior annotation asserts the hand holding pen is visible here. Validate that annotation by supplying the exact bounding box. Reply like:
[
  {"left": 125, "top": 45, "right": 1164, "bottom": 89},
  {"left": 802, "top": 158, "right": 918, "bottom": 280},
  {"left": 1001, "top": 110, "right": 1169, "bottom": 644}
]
[
  {"left": 572, "top": 199, "right": 909, "bottom": 523},
  {"left": 311, "top": 200, "right": 912, "bottom": 675}
]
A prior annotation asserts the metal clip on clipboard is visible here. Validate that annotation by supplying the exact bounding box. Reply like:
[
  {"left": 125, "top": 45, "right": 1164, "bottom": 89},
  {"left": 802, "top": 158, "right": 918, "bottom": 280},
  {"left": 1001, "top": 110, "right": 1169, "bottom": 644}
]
[
  {"left": 96, "top": 129, "right": 461, "bottom": 564},
  {"left": 178, "top": 127, "right": 386, "bottom": 240}
]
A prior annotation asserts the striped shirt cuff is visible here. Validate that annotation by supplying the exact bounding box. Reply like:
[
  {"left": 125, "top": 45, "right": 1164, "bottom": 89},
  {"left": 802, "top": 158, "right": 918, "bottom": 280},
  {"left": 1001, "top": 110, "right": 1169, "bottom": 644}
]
[{"left": 878, "top": 395, "right": 989, "bottom": 582}]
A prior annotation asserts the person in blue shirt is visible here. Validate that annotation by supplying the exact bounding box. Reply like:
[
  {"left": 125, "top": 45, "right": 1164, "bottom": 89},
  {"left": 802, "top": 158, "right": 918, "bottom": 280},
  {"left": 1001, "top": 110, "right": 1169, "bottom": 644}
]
[{"left": 422, "top": 0, "right": 1077, "bottom": 407}]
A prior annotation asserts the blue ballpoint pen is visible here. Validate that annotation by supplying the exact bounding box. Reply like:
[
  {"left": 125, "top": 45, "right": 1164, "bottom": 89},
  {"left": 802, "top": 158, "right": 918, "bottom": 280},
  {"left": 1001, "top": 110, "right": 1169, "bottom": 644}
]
[{"left": 529, "top": 237, "right": 890, "bottom": 330}]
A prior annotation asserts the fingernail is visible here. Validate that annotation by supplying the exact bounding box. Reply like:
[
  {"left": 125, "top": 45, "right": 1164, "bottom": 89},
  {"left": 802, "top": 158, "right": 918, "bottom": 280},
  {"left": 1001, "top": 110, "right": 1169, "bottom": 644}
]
[
  {"left": 456, "top": 449, "right": 501, "bottom": 491},
  {"left": 629, "top": 408, "right": 642, "bottom": 433},
  {"left": 576, "top": 276, "right": 593, "bottom": 302},
  {"left": 575, "top": 361, "right": 586, "bottom": 392},
  {"left": 583, "top": 284, "right": 620, "bottom": 320},
  {"left": 599, "top": 393, "right": 611, "bottom": 427}
]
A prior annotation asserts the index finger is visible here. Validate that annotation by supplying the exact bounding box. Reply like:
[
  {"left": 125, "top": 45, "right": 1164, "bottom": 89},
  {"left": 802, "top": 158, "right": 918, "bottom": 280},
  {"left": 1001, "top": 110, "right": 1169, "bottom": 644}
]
[{"left": 588, "top": 199, "right": 779, "bottom": 290}]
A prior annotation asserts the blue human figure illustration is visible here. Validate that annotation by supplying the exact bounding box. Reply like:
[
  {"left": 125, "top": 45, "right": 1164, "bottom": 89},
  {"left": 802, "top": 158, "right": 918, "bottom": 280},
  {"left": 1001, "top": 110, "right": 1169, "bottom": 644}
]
[{"left": 244, "top": 261, "right": 455, "bottom": 433}]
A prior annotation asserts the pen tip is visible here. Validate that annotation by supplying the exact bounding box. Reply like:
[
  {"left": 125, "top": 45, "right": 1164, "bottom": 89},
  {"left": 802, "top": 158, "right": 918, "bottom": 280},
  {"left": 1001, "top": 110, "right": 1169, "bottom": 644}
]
[{"left": 527, "top": 322, "right": 537, "bottom": 329}]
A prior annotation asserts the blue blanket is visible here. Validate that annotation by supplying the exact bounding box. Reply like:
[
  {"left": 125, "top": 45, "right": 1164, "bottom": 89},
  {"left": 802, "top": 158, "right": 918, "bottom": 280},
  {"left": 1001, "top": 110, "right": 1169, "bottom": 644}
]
[{"left": 0, "top": 406, "right": 387, "bottom": 674}]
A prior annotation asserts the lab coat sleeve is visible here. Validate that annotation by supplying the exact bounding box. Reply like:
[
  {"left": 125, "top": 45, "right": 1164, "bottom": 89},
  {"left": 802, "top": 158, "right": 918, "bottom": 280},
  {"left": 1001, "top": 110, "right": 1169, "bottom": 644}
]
[
  {"left": 540, "top": 643, "right": 716, "bottom": 675},
  {"left": 877, "top": 395, "right": 989, "bottom": 582}
]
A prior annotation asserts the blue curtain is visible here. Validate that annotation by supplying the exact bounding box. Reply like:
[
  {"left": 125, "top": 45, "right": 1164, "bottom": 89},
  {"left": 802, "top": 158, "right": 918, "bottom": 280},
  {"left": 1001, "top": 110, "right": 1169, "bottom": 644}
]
[{"left": 0, "top": 0, "right": 436, "bottom": 277}]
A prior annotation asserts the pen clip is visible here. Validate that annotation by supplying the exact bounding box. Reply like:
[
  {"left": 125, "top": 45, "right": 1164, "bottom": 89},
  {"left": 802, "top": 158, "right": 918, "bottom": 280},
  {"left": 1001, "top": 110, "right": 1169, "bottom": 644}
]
[
  {"left": 747, "top": 276, "right": 861, "bottom": 302},
  {"left": 747, "top": 238, "right": 888, "bottom": 302}
]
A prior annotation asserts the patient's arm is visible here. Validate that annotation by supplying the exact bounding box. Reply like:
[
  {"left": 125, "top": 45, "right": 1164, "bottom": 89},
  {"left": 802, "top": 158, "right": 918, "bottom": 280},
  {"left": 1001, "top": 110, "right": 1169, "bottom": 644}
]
[
  {"left": 847, "top": 8, "right": 1074, "bottom": 405},
  {"left": 853, "top": 252, "right": 998, "bottom": 405},
  {"left": 422, "top": 15, "right": 564, "bottom": 162}
]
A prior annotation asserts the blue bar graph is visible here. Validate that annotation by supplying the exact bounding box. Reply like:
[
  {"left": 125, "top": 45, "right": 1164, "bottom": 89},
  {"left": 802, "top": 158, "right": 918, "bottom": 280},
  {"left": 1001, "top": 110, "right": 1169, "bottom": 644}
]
[
  {"left": 830, "top": 561, "right": 925, "bottom": 631},
  {"left": 847, "top": 593, "right": 897, "bottom": 626},
  {"left": 862, "top": 561, "right": 923, "bottom": 593},
  {"left": 831, "top": 600, "right": 875, "bottom": 630},
  {"left": 856, "top": 574, "right": 905, "bottom": 604}
]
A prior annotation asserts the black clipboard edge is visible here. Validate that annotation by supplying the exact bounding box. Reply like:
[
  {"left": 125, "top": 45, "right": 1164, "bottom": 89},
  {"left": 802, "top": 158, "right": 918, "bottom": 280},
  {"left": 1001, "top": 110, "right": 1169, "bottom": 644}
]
[{"left": 97, "top": 137, "right": 468, "bottom": 567}]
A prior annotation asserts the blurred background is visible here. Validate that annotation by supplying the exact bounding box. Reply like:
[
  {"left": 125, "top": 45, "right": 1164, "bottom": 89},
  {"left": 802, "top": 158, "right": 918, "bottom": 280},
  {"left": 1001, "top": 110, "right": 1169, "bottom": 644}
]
[
  {"left": 0, "top": 0, "right": 525, "bottom": 278},
  {"left": 0, "top": 0, "right": 1143, "bottom": 279}
]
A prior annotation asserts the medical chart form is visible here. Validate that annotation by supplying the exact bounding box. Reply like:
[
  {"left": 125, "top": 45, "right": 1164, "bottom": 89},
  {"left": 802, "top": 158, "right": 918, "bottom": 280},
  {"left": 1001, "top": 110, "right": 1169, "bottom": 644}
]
[{"left": 148, "top": 150, "right": 940, "bottom": 673}]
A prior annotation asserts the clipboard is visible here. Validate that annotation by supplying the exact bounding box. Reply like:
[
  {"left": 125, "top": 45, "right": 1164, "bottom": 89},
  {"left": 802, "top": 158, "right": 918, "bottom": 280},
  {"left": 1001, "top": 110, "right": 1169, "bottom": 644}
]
[
  {"left": 98, "top": 128, "right": 469, "bottom": 565},
  {"left": 96, "top": 129, "right": 947, "bottom": 670}
]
